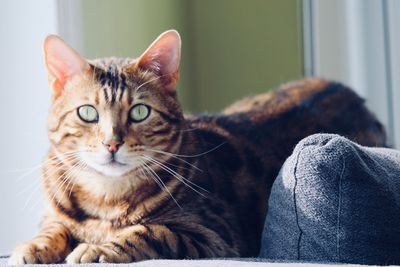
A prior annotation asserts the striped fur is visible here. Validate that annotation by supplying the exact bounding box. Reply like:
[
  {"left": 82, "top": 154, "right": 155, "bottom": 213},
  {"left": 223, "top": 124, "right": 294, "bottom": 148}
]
[{"left": 10, "top": 46, "right": 386, "bottom": 264}]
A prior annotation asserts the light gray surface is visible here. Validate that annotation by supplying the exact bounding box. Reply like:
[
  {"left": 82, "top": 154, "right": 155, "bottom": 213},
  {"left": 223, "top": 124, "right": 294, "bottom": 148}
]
[{"left": 0, "top": 256, "right": 394, "bottom": 267}]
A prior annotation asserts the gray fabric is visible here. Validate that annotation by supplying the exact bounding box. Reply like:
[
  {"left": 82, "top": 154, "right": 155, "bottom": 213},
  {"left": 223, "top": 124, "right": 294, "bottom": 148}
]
[{"left": 260, "top": 134, "right": 400, "bottom": 265}]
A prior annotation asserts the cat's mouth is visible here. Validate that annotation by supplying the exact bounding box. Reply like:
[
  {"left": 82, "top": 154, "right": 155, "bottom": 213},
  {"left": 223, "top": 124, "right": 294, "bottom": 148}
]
[
  {"left": 101, "top": 159, "right": 127, "bottom": 167},
  {"left": 79, "top": 151, "right": 137, "bottom": 177},
  {"left": 86, "top": 159, "right": 133, "bottom": 177}
]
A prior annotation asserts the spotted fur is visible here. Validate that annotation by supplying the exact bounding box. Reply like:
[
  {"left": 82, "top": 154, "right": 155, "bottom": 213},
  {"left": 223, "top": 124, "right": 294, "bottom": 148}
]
[{"left": 9, "top": 32, "right": 386, "bottom": 264}]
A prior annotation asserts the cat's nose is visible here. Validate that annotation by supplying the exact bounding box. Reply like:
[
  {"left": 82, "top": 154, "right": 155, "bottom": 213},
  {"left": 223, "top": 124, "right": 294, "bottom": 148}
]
[{"left": 102, "top": 139, "right": 124, "bottom": 154}]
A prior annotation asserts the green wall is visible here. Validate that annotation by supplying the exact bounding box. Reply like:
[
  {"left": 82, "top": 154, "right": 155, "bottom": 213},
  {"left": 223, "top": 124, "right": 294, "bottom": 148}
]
[{"left": 81, "top": 0, "right": 303, "bottom": 112}]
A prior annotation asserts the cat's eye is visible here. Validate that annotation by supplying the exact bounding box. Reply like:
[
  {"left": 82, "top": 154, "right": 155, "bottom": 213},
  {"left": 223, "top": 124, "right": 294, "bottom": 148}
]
[
  {"left": 77, "top": 105, "right": 99, "bottom": 123},
  {"left": 129, "top": 104, "right": 150, "bottom": 123}
]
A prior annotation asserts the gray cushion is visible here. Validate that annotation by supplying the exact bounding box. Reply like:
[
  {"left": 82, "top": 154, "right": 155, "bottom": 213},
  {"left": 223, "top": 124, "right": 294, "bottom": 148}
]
[{"left": 259, "top": 134, "right": 400, "bottom": 265}]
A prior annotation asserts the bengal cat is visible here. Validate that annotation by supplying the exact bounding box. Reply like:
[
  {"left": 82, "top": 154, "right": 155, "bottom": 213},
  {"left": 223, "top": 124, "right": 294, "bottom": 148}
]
[{"left": 9, "top": 30, "right": 386, "bottom": 264}]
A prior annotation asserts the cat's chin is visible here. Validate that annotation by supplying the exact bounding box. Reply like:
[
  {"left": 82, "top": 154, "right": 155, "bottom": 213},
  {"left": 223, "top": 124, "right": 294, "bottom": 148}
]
[{"left": 87, "top": 161, "right": 135, "bottom": 177}]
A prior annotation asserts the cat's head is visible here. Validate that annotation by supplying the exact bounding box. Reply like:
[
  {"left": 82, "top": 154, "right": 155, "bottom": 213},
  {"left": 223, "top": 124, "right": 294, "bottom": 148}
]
[{"left": 44, "top": 30, "right": 184, "bottom": 178}]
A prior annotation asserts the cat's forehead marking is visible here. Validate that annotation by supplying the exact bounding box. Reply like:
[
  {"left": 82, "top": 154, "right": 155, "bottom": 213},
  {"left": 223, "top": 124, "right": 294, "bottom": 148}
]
[{"left": 94, "top": 63, "right": 128, "bottom": 106}]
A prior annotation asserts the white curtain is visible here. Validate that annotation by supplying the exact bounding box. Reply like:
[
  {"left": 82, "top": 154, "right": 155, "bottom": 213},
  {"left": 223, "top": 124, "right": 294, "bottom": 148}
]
[{"left": 303, "top": 0, "right": 399, "bottom": 148}]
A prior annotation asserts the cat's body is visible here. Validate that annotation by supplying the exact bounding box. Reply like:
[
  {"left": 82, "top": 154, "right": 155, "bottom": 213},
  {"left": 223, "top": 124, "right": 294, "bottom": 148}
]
[
  {"left": 188, "top": 78, "right": 386, "bottom": 256},
  {"left": 10, "top": 31, "right": 386, "bottom": 264}
]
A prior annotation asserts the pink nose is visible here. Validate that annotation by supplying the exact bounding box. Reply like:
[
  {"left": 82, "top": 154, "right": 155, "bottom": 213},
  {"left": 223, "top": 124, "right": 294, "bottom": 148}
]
[{"left": 102, "top": 140, "right": 124, "bottom": 153}]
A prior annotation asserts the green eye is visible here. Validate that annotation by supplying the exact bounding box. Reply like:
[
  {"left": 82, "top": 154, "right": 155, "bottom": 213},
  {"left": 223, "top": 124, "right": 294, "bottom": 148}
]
[
  {"left": 129, "top": 104, "right": 150, "bottom": 123},
  {"left": 77, "top": 105, "right": 98, "bottom": 123}
]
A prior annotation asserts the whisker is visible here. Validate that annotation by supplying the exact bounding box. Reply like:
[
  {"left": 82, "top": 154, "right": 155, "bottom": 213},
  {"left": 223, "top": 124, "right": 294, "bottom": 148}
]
[
  {"left": 138, "top": 165, "right": 149, "bottom": 182},
  {"left": 14, "top": 150, "right": 85, "bottom": 182},
  {"left": 18, "top": 152, "right": 82, "bottom": 212},
  {"left": 6, "top": 165, "right": 42, "bottom": 174},
  {"left": 26, "top": 193, "right": 45, "bottom": 215},
  {"left": 58, "top": 162, "right": 85, "bottom": 207},
  {"left": 16, "top": 176, "right": 41, "bottom": 197},
  {"left": 143, "top": 155, "right": 209, "bottom": 197},
  {"left": 63, "top": 162, "right": 82, "bottom": 197},
  {"left": 172, "top": 127, "right": 203, "bottom": 133},
  {"left": 48, "top": 161, "right": 81, "bottom": 206},
  {"left": 53, "top": 149, "right": 88, "bottom": 162},
  {"left": 146, "top": 149, "right": 203, "bottom": 172},
  {"left": 135, "top": 73, "right": 170, "bottom": 93},
  {"left": 139, "top": 160, "right": 163, "bottom": 190},
  {"left": 68, "top": 162, "right": 87, "bottom": 197},
  {"left": 41, "top": 153, "right": 81, "bottom": 179},
  {"left": 21, "top": 155, "right": 78, "bottom": 210},
  {"left": 21, "top": 154, "right": 81, "bottom": 199},
  {"left": 135, "top": 71, "right": 179, "bottom": 93},
  {"left": 150, "top": 142, "right": 227, "bottom": 158},
  {"left": 160, "top": 159, "right": 195, "bottom": 172},
  {"left": 144, "top": 155, "right": 208, "bottom": 193},
  {"left": 15, "top": 163, "right": 47, "bottom": 182},
  {"left": 23, "top": 181, "right": 44, "bottom": 210},
  {"left": 139, "top": 158, "right": 182, "bottom": 209}
]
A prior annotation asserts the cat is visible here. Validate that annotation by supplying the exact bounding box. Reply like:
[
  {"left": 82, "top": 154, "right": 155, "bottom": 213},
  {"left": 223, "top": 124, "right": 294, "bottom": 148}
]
[{"left": 9, "top": 30, "right": 386, "bottom": 264}]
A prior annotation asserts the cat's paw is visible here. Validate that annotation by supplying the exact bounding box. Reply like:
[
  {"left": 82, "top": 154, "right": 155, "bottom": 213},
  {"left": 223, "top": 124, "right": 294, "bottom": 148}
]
[
  {"left": 65, "top": 243, "right": 100, "bottom": 264},
  {"left": 66, "top": 243, "right": 132, "bottom": 263},
  {"left": 8, "top": 242, "right": 61, "bottom": 265}
]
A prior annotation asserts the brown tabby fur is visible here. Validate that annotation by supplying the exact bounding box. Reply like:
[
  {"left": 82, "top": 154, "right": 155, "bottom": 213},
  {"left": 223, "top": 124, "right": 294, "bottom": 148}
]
[{"left": 10, "top": 43, "right": 386, "bottom": 263}]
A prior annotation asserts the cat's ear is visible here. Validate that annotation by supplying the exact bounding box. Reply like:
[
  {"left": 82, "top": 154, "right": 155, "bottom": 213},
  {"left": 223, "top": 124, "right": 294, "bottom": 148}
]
[
  {"left": 136, "top": 30, "right": 181, "bottom": 92},
  {"left": 44, "top": 35, "right": 90, "bottom": 97}
]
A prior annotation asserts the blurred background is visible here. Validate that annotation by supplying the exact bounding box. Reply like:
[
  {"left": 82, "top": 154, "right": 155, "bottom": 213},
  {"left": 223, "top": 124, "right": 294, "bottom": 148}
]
[{"left": 0, "top": 0, "right": 399, "bottom": 254}]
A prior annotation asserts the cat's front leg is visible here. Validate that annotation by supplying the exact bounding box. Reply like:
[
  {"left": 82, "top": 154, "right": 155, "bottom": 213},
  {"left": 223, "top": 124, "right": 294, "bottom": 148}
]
[
  {"left": 66, "top": 224, "right": 165, "bottom": 264},
  {"left": 66, "top": 223, "right": 235, "bottom": 263},
  {"left": 9, "top": 218, "right": 72, "bottom": 264},
  {"left": 65, "top": 242, "right": 132, "bottom": 263}
]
